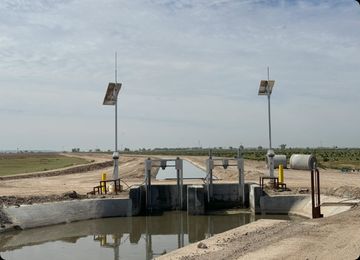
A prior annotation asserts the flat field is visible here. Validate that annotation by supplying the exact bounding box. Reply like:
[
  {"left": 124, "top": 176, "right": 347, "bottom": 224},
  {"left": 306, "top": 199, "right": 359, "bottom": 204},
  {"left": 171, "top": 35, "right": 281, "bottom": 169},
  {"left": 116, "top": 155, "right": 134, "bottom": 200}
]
[{"left": 0, "top": 153, "right": 90, "bottom": 176}]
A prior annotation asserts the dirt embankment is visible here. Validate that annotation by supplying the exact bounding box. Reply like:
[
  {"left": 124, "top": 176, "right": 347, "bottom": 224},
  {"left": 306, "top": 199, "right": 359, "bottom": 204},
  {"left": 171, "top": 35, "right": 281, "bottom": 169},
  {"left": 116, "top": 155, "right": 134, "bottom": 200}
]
[
  {"left": 0, "top": 154, "right": 159, "bottom": 203},
  {"left": 158, "top": 205, "right": 360, "bottom": 260},
  {"left": 0, "top": 160, "right": 114, "bottom": 181},
  {"left": 2, "top": 153, "right": 360, "bottom": 201}
]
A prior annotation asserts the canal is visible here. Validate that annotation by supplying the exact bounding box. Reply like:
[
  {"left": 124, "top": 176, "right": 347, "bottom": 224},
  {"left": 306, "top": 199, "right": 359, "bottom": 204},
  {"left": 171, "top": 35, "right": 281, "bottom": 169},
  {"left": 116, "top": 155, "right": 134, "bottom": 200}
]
[
  {"left": 0, "top": 160, "right": 293, "bottom": 259},
  {"left": 0, "top": 211, "right": 291, "bottom": 260}
]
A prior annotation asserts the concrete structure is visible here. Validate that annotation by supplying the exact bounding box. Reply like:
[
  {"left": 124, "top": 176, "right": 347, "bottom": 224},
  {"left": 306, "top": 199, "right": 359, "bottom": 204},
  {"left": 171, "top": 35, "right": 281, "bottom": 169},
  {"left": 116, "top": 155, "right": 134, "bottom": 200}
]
[
  {"left": 260, "top": 195, "right": 308, "bottom": 215},
  {"left": 267, "top": 154, "right": 287, "bottom": 169},
  {"left": 260, "top": 194, "right": 357, "bottom": 218},
  {"left": 146, "top": 184, "right": 187, "bottom": 212},
  {"left": 187, "top": 185, "right": 205, "bottom": 215},
  {"left": 290, "top": 154, "right": 317, "bottom": 170},
  {"left": 209, "top": 183, "right": 248, "bottom": 209},
  {"left": 144, "top": 158, "right": 184, "bottom": 211},
  {"left": 1, "top": 183, "right": 357, "bottom": 232},
  {"left": 3, "top": 198, "right": 132, "bottom": 229},
  {"left": 129, "top": 185, "right": 145, "bottom": 215},
  {"left": 143, "top": 183, "right": 249, "bottom": 213},
  {"left": 205, "top": 149, "right": 245, "bottom": 205},
  {"left": 249, "top": 183, "right": 262, "bottom": 214}
]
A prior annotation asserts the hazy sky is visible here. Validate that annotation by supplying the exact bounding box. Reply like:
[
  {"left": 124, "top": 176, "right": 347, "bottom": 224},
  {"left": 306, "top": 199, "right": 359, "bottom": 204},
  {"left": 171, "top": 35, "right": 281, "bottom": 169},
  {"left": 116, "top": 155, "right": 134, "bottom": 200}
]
[{"left": 0, "top": 0, "right": 359, "bottom": 151}]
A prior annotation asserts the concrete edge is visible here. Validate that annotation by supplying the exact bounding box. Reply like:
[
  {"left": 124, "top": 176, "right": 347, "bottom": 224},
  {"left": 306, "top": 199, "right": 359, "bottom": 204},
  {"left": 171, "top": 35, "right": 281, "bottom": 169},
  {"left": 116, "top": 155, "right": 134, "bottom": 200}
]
[
  {"left": 2, "top": 198, "right": 132, "bottom": 230},
  {"left": 260, "top": 194, "right": 358, "bottom": 218}
]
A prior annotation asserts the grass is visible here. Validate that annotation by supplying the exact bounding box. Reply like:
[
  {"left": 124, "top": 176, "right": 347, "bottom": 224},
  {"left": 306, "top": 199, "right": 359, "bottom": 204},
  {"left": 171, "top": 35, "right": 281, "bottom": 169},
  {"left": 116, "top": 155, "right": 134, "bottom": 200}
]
[
  {"left": 0, "top": 153, "right": 90, "bottom": 176},
  {"left": 126, "top": 147, "right": 360, "bottom": 170}
]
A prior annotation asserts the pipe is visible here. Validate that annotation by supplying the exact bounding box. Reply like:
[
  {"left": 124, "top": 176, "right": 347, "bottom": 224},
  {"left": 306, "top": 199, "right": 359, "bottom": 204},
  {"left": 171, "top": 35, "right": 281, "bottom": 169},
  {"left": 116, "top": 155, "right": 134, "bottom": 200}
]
[{"left": 290, "top": 154, "right": 317, "bottom": 170}]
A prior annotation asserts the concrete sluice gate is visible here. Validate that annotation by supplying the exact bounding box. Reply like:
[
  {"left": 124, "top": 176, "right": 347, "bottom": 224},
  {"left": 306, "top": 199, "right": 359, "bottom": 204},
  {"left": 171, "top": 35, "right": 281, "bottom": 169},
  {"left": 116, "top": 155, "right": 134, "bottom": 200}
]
[
  {"left": 130, "top": 183, "right": 250, "bottom": 216},
  {"left": 142, "top": 157, "right": 246, "bottom": 215}
]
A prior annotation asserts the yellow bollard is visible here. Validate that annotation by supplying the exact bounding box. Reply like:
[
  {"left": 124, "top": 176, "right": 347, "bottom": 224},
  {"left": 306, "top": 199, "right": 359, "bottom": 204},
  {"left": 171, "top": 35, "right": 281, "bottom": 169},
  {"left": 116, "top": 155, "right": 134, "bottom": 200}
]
[
  {"left": 278, "top": 164, "right": 284, "bottom": 183},
  {"left": 100, "top": 235, "right": 107, "bottom": 246},
  {"left": 101, "top": 173, "right": 107, "bottom": 193}
]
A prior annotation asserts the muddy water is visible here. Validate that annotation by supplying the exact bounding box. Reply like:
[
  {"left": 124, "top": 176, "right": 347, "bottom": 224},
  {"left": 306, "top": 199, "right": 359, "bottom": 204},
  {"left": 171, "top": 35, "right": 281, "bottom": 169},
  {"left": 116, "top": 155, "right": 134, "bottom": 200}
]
[{"left": 0, "top": 211, "right": 290, "bottom": 260}]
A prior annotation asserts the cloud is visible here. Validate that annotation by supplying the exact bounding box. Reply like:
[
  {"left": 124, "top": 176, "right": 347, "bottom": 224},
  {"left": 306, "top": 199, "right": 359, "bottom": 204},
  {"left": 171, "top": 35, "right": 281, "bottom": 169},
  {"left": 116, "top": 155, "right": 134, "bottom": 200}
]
[{"left": 0, "top": 0, "right": 359, "bottom": 150}]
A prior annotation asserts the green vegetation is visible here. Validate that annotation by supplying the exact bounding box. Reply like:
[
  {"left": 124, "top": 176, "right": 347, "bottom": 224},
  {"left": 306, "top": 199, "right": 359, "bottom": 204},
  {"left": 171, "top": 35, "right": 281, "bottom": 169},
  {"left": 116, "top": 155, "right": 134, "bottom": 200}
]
[
  {"left": 0, "top": 153, "right": 90, "bottom": 176},
  {"left": 126, "top": 147, "right": 360, "bottom": 170}
]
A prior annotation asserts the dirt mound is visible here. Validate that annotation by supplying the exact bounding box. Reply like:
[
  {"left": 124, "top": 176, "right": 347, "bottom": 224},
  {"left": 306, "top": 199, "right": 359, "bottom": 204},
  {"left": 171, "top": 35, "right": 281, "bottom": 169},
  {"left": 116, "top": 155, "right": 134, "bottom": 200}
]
[
  {"left": 0, "top": 161, "right": 113, "bottom": 181},
  {"left": 324, "top": 185, "right": 360, "bottom": 199},
  {"left": 0, "top": 191, "right": 87, "bottom": 207}
]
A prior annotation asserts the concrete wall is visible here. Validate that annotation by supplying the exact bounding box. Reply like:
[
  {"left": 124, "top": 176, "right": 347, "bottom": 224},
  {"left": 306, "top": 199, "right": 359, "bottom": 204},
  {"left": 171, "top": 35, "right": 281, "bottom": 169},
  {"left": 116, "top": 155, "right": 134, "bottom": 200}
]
[
  {"left": 129, "top": 185, "right": 145, "bottom": 215},
  {"left": 259, "top": 194, "right": 355, "bottom": 218},
  {"left": 260, "top": 195, "right": 309, "bottom": 216},
  {"left": 148, "top": 184, "right": 187, "bottom": 211},
  {"left": 187, "top": 185, "right": 205, "bottom": 215},
  {"left": 147, "top": 183, "right": 249, "bottom": 213},
  {"left": 207, "top": 183, "right": 248, "bottom": 209},
  {"left": 2, "top": 184, "right": 355, "bottom": 232},
  {"left": 3, "top": 198, "right": 132, "bottom": 229},
  {"left": 249, "top": 184, "right": 262, "bottom": 214}
]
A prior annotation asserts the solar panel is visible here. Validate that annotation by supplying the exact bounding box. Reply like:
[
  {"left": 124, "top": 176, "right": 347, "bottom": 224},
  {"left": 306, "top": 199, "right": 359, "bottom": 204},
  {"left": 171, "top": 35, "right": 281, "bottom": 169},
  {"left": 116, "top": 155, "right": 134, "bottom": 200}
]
[
  {"left": 258, "top": 80, "right": 275, "bottom": 96},
  {"left": 103, "top": 83, "right": 122, "bottom": 105}
]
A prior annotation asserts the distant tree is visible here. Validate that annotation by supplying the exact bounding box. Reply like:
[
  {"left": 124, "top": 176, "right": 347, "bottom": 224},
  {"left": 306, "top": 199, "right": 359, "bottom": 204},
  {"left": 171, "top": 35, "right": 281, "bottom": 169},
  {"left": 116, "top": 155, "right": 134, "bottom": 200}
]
[
  {"left": 257, "top": 146, "right": 263, "bottom": 150},
  {"left": 280, "top": 144, "right": 286, "bottom": 150},
  {"left": 72, "top": 148, "right": 80, "bottom": 152},
  {"left": 124, "top": 148, "right": 130, "bottom": 152},
  {"left": 95, "top": 148, "right": 101, "bottom": 152}
]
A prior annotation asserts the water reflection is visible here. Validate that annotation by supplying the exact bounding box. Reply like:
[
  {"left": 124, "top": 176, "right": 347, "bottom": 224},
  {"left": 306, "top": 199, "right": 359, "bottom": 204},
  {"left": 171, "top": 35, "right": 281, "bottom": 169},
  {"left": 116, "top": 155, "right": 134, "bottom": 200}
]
[{"left": 0, "top": 211, "right": 257, "bottom": 260}]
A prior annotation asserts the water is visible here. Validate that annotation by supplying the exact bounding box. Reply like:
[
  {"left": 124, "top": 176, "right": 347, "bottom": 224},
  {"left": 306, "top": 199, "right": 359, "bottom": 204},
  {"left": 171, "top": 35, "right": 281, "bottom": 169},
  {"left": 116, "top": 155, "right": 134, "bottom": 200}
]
[
  {"left": 156, "top": 160, "right": 207, "bottom": 180},
  {"left": 0, "top": 211, "right": 290, "bottom": 260}
]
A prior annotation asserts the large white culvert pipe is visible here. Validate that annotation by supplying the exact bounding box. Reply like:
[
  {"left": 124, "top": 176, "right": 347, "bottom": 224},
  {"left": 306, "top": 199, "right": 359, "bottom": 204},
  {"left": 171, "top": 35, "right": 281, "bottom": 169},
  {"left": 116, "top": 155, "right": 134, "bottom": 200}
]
[
  {"left": 290, "top": 154, "right": 317, "bottom": 170},
  {"left": 266, "top": 154, "right": 287, "bottom": 169}
]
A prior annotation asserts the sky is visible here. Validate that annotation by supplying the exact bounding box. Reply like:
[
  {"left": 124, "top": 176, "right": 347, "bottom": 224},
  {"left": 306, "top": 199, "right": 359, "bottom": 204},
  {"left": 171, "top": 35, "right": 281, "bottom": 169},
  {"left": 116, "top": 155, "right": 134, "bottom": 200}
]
[{"left": 0, "top": 0, "right": 359, "bottom": 151}]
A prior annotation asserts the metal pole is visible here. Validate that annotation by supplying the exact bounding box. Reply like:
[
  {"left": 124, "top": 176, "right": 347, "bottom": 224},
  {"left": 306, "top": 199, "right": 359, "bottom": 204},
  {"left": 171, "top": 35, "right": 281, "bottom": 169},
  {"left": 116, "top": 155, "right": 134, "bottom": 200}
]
[
  {"left": 114, "top": 241, "right": 119, "bottom": 260},
  {"left": 238, "top": 147, "right": 245, "bottom": 206},
  {"left": 206, "top": 149, "right": 212, "bottom": 203},
  {"left": 177, "top": 168, "right": 180, "bottom": 210},
  {"left": 267, "top": 66, "right": 272, "bottom": 150},
  {"left": 148, "top": 169, "right": 151, "bottom": 212},
  {"left": 145, "top": 158, "right": 152, "bottom": 213},
  {"left": 311, "top": 168, "right": 315, "bottom": 218},
  {"left": 317, "top": 169, "right": 321, "bottom": 206},
  {"left": 115, "top": 52, "right": 118, "bottom": 152},
  {"left": 206, "top": 161, "right": 210, "bottom": 203},
  {"left": 180, "top": 167, "right": 183, "bottom": 210},
  {"left": 180, "top": 212, "right": 184, "bottom": 247},
  {"left": 209, "top": 149, "right": 213, "bottom": 201},
  {"left": 113, "top": 52, "right": 119, "bottom": 180}
]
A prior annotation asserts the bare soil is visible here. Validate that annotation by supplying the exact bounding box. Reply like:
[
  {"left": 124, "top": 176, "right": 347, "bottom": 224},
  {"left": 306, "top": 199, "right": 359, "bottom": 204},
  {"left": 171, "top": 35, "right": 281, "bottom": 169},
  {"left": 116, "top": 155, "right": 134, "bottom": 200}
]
[
  {"left": 159, "top": 205, "right": 360, "bottom": 260},
  {"left": 2, "top": 153, "right": 360, "bottom": 199}
]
